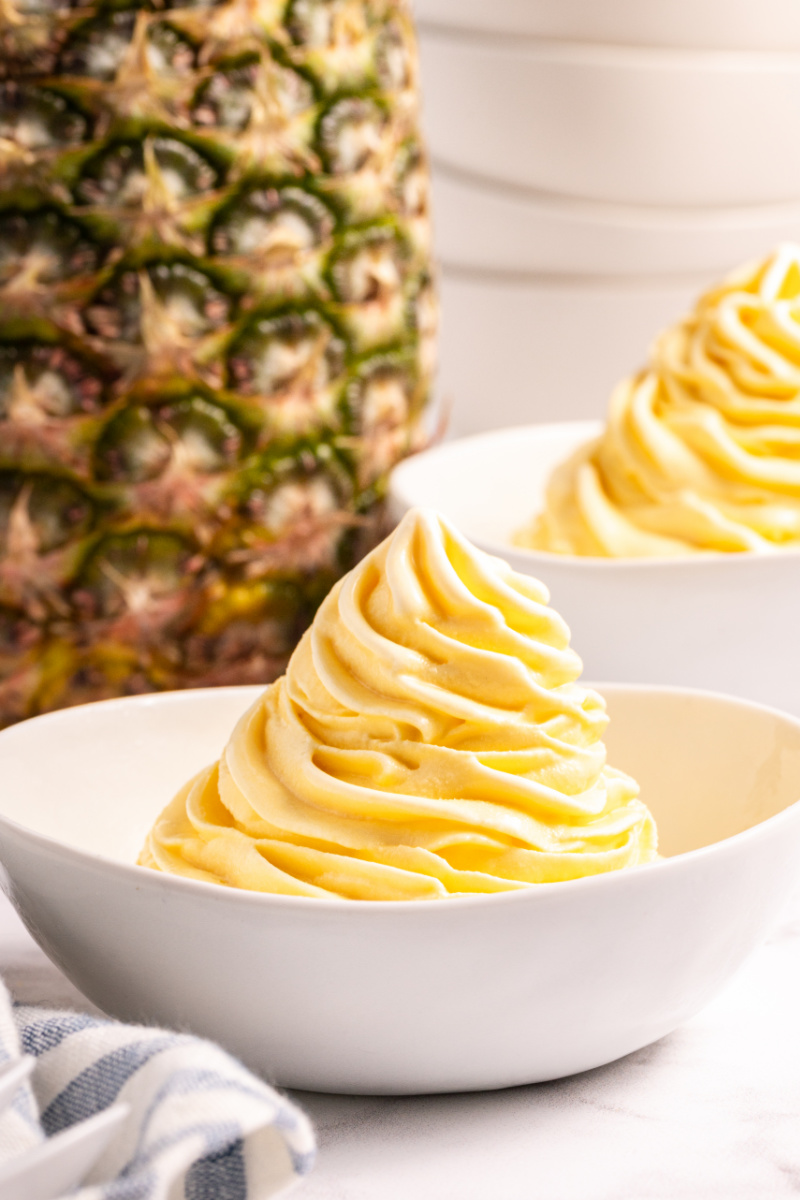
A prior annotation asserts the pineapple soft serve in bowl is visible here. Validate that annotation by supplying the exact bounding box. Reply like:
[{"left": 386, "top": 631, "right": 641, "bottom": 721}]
[
  {"left": 391, "top": 246, "right": 800, "bottom": 715},
  {"left": 140, "top": 509, "right": 657, "bottom": 897},
  {"left": 1, "top": 510, "right": 800, "bottom": 1092}
]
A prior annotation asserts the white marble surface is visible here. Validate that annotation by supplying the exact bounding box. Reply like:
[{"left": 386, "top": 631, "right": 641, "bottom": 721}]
[{"left": 2, "top": 887, "right": 799, "bottom": 1199}]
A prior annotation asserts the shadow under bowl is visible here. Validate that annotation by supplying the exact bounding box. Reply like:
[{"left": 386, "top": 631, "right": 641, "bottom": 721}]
[{"left": 0, "top": 685, "right": 799, "bottom": 1093}]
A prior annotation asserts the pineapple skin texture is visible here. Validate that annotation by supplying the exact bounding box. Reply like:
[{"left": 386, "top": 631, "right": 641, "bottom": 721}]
[{"left": 0, "top": 0, "right": 436, "bottom": 726}]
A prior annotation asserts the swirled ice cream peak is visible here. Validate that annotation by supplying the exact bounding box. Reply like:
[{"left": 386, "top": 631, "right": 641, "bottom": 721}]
[
  {"left": 140, "top": 508, "right": 657, "bottom": 899},
  {"left": 518, "top": 243, "right": 800, "bottom": 557}
]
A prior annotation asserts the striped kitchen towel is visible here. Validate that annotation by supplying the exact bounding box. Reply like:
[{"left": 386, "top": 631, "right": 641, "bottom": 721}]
[{"left": 0, "top": 978, "right": 315, "bottom": 1199}]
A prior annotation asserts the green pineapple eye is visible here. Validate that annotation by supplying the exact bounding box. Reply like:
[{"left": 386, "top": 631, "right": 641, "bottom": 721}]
[
  {"left": 286, "top": 0, "right": 334, "bottom": 48},
  {"left": 344, "top": 357, "right": 416, "bottom": 484},
  {"left": 61, "top": 11, "right": 196, "bottom": 80},
  {"left": 348, "top": 360, "right": 411, "bottom": 430},
  {"left": 76, "top": 138, "right": 218, "bottom": 207},
  {"left": 0, "top": 472, "right": 94, "bottom": 554},
  {"left": 285, "top": 0, "right": 379, "bottom": 95},
  {"left": 86, "top": 263, "right": 230, "bottom": 343},
  {"left": 244, "top": 471, "right": 341, "bottom": 538},
  {"left": 394, "top": 143, "right": 428, "bottom": 217},
  {"left": 59, "top": 11, "right": 136, "bottom": 81},
  {"left": 331, "top": 227, "right": 405, "bottom": 304},
  {"left": 320, "top": 97, "right": 386, "bottom": 175},
  {"left": 75, "top": 530, "right": 193, "bottom": 618},
  {"left": 94, "top": 407, "right": 171, "bottom": 483},
  {"left": 144, "top": 21, "right": 196, "bottom": 76},
  {"left": 0, "top": 344, "right": 105, "bottom": 419},
  {"left": 160, "top": 397, "right": 243, "bottom": 472},
  {"left": 149, "top": 263, "right": 231, "bottom": 333},
  {"left": 236, "top": 438, "right": 352, "bottom": 538},
  {"left": 0, "top": 212, "right": 101, "bottom": 288},
  {"left": 328, "top": 227, "right": 411, "bottom": 351},
  {"left": 266, "top": 63, "right": 316, "bottom": 120},
  {"left": 192, "top": 67, "right": 257, "bottom": 132},
  {"left": 0, "top": 84, "right": 88, "bottom": 151},
  {"left": 95, "top": 396, "right": 242, "bottom": 483},
  {"left": 228, "top": 311, "right": 345, "bottom": 396},
  {"left": 211, "top": 186, "right": 334, "bottom": 256},
  {"left": 192, "top": 62, "right": 313, "bottom": 132},
  {"left": 86, "top": 269, "right": 140, "bottom": 342},
  {"left": 376, "top": 20, "right": 411, "bottom": 91}
]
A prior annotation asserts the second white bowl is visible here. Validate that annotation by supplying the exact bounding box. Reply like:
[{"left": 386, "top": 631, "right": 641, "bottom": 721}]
[{"left": 390, "top": 422, "right": 800, "bottom": 716}]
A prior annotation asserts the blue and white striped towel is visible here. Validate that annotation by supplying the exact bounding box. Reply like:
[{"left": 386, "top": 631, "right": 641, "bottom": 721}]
[{"left": 0, "top": 979, "right": 315, "bottom": 1199}]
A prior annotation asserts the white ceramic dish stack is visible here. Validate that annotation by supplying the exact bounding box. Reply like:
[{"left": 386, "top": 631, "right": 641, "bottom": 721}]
[
  {"left": 422, "top": 39, "right": 800, "bottom": 208},
  {"left": 415, "top": 0, "right": 800, "bottom": 49},
  {"left": 432, "top": 170, "right": 800, "bottom": 277},
  {"left": 436, "top": 272, "right": 702, "bottom": 434},
  {"left": 416, "top": 1, "right": 800, "bottom": 436}
]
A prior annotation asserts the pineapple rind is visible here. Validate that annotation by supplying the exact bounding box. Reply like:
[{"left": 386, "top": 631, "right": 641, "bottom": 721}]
[{"left": 0, "top": 0, "right": 435, "bottom": 725}]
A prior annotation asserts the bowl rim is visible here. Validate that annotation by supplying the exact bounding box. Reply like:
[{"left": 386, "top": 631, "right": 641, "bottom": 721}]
[
  {"left": 432, "top": 160, "right": 800, "bottom": 230},
  {"left": 418, "top": 26, "right": 800, "bottom": 72},
  {"left": 389, "top": 420, "right": 800, "bottom": 570},
  {"left": 1, "top": 683, "right": 800, "bottom": 915}
]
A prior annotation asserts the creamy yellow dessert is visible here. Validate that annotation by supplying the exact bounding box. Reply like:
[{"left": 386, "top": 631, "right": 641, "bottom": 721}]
[
  {"left": 518, "top": 244, "right": 800, "bottom": 557},
  {"left": 140, "top": 508, "right": 657, "bottom": 899}
]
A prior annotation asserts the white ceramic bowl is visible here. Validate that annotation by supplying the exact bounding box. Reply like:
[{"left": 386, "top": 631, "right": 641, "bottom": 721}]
[
  {"left": 419, "top": 32, "right": 800, "bottom": 207},
  {"left": 432, "top": 165, "right": 800, "bottom": 276},
  {"left": 1, "top": 686, "right": 800, "bottom": 1095},
  {"left": 414, "top": 0, "right": 800, "bottom": 51},
  {"left": 390, "top": 423, "right": 800, "bottom": 715},
  {"left": 437, "top": 270, "right": 704, "bottom": 438}
]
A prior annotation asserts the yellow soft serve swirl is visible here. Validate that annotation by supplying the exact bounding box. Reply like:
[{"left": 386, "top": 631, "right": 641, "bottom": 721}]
[
  {"left": 519, "top": 244, "right": 800, "bottom": 557},
  {"left": 140, "top": 509, "right": 657, "bottom": 899}
]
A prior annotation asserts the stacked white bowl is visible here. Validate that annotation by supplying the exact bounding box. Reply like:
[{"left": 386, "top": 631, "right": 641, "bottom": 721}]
[{"left": 416, "top": 0, "right": 800, "bottom": 436}]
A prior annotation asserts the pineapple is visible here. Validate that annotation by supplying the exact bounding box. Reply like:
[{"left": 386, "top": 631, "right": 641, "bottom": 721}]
[{"left": 0, "top": 0, "right": 436, "bottom": 726}]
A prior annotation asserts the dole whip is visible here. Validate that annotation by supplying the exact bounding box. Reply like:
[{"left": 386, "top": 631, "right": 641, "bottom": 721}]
[
  {"left": 518, "top": 244, "right": 800, "bottom": 557},
  {"left": 140, "top": 509, "right": 657, "bottom": 900}
]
